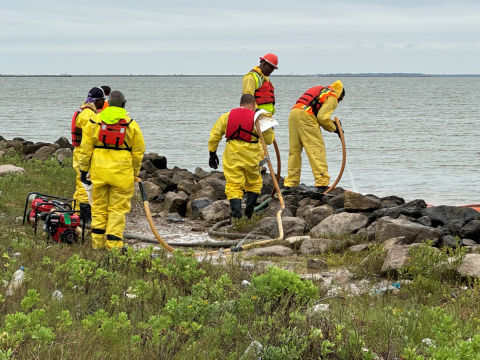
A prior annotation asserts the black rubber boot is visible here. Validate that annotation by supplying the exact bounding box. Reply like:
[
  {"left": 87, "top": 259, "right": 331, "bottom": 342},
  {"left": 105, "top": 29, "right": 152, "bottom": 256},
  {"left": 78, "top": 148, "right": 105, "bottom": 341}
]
[
  {"left": 244, "top": 192, "right": 259, "bottom": 219},
  {"left": 229, "top": 199, "right": 243, "bottom": 219},
  {"left": 79, "top": 203, "right": 92, "bottom": 228},
  {"left": 316, "top": 186, "right": 330, "bottom": 194}
]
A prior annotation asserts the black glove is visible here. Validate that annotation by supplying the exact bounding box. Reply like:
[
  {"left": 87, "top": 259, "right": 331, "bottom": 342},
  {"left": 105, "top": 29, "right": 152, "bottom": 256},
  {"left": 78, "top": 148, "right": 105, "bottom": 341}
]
[
  {"left": 209, "top": 151, "right": 219, "bottom": 169},
  {"left": 80, "top": 170, "right": 92, "bottom": 186},
  {"left": 333, "top": 121, "right": 344, "bottom": 138}
]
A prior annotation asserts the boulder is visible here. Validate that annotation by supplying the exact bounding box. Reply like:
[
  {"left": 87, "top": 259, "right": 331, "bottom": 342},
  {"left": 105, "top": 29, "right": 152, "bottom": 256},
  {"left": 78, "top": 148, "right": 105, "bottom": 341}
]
[
  {"left": 285, "top": 235, "right": 310, "bottom": 247},
  {"left": 300, "top": 238, "right": 333, "bottom": 255},
  {"left": 200, "top": 200, "right": 231, "bottom": 222},
  {"left": 440, "top": 220, "right": 465, "bottom": 237},
  {"left": 383, "top": 236, "right": 408, "bottom": 251},
  {"left": 142, "top": 153, "right": 167, "bottom": 169},
  {"left": 138, "top": 170, "right": 148, "bottom": 181},
  {"left": 439, "top": 235, "right": 457, "bottom": 248},
  {"left": 263, "top": 199, "right": 294, "bottom": 218},
  {"left": 0, "top": 165, "right": 26, "bottom": 177},
  {"left": 163, "top": 191, "right": 188, "bottom": 215},
  {"left": 307, "top": 259, "right": 328, "bottom": 270},
  {"left": 54, "top": 148, "right": 73, "bottom": 165},
  {"left": 380, "top": 196, "right": 405, "bottom": 209},
  {"left": 23, "top": 142, "right": 50, "bottom": 155},
  {"left": 297, "top": 197, "right": 322, "bottom": 208},
  {"left": 458, "top": 254, "right": 480, "bottom": 277},
  {"left": 173, "top": 169, "right": 197, "bottom": 184},
  {"left": 177, "top": 180, "right": 196, "bottom": 196},
  {"left": 33, "top": 143, "right": 60, "bottom": 161},
  {"left": 141, "top": 160, "right": 158, "bottom": 175},
  {"left": 325, "top": 194, "right": 344, "bottom": 209},
  {"left": 381, "top": 245, "right": 411, "bottom": 273},
  {"left": 193, "top": 177, "right": 227, "bottom": 200},
  {"left": 190, "top": 198, "right": 213, "bottom": 219},
  {"left": 243, "top": 245, "right": 294, "bottom": 258},
  {"left": 141, "top": 181, "right": 162, "bottom": 200},
  {"left": 194, "top": 167, "right": 212, "bottom": 180},
  {"left": 310, "top": 212, "right": 369, "bottom": 237},
  {"left": 350, "top": 244, "right": 370, "bottom": 252},
  {"left": 153, "top": 168, "right": 175, "bottom": 178},
  {"left": 421, "top": 206, "right": 479, "bottom": 226},
  {"left": 254, "top": 217, "right": 306, "bottom": 239},
  {"left": 296, "top": 205, "right": 314, "bottom": 218},
  {"left": 4, "top": 140, "right": 26, "bottom": 151},
  {"left": 54, "top": 136, "right": 74, "bottom": 150},
  {"left": 356, "top": 227, "right": 375, "bottom": 241},
  {"left": 459, "top": 220, "right": 480, "bottom": 241},
  {"left": 151, "top": 173, "right": 177, "bottom": 193},
  {"left": 327, "top": 187, "right": 345, "bottom": 196},
  {"left": 370, "top": 199, "right": 427, "bottom": 222},
  {"left": 375, "top": 216, "right": 443, "bottom": 244},
  {"left": 344, "top": 192, "right": 381, "bottom": 212},
  {"left": 303, "top": 205, "right": 336, "bottom": 228},
  {"left": 0, "top": 135, "right": 4, "bottom": 141},
  {"left": 187, "top": 186, "right": 218, "bottom": 217},
  {"left": 166, "top": 213, "right": 184, "bottom": 223},
  {"left": 417, "top": 216, "right": 432, "bottom": 227}
]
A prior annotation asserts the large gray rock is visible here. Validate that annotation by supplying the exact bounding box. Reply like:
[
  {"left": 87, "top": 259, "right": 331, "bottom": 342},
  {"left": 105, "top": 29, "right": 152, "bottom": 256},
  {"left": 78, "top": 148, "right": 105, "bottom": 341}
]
[
  {"left": 439, "top": 235, "right": 457, "bottom": 248},
  {"left": 381, "top": 245, "right": 411, "bottom": 272},
  {"left": 33, "top": 143, "right": 60, "bottom": 161},
  {"left": 243, "top": 245, "right": 294, "bottom": 258},
  {"left": 153, "top": 168, "right": 175, "bottom": 178},
  {"left": 54, "top": 136, "right": 74, "bottom": 150},
  {"left": 142, "top": 153, "right": 167, "bottom": 169},
  {"left": 458, "top": 254, "right": 480, "bottom": 277},
  {"left": 23, "top": 142, "right": 50, "bottom": 155},
  {"left": 325, "top": 194, "right": 344, "bottom": 210},
  {"left": 300, "top": 239, "right": 333, "bottom": 255},
  {"left": 310, "top": 212, "right": 369, "bottom": 237},
  {"left": 303, "top": 205, "right": 336, "bottom": 228},
  {"left": 297, "top": 197, "right": 322, "bottom": 208},
  {"left": 356, "top": 227, "right": 375, "bottom": 241},
  {"left": 164, "top": 191, "right": 188, "bottom": 215},
  {"left": 141, "top": 181, "right": 162, "bottom": 200},
  {"left": 54, "top": 148, "right": 73, "bottom": 165},
  {"left": 296, "top": 205, "right": 315, "bottom": 218},
  {"left": 151, "top": 173, "right": 177, "bottom": 193},
  {"left": 193, "top": 177, "right": 227, "bottom": 200},
  {"left": 375, "top": 216, "right": 443, "bottom": 244},
  {"left": 194, "top": 167, "right": 212, "bottom": 180},
  {"left": 422, "top": 206, "right": 479, "bottom": 226},
  {"left": 190, "top": 198, "right": 213, "bottom": 219},
  {"left": 254, "top": 217, "right": 306, "bottom": 239},
  {"left": 141, "top": 160, "right": 158, "bottom": 175},
  {"left": 263, "top": 199, "right": 294, "bottom": 218},
  {"left": 173, "top": 169, "right": 197, "bottom": 184},
  {"left": 417, "top": 216, "right": 432, "bottom": 227},
  {"left": 383, "top": 236, "right": 408, "bottom": 251},
  {"left": 0, "top": 164, "right": 26, "bottom": 177},
  {"left": 200, "top": 200, "right": 231, "bottom": 222},
  {"left": 186, "top": 186, "right": 218, "bottom": 217},
  {"left": 380, "top": 196, "right": 405, "bottom": 209},
  {"left": 344, "top": 192, "right": 381, "bottom": 212},
  {"left": 370, "top": 199, "right": 427, "bottom": 222},
  {"left": 460, "top": 220, "right": 480, "bottom": 241},
  {"left": 177, "top": 179, "right": 196, "bottom": 196},
  {"left": 307, "top": 259, "right": 328, "bottom": 270}
]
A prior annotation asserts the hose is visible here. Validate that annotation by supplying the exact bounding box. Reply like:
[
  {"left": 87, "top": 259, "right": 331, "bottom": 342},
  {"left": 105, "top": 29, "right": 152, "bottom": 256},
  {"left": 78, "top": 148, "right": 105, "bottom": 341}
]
[
  {"left": 324, "top": 117, "right": 346, "bottom": 194},
  {"left": 123, "top": 233, "right": 242, "bottom": 248},
  {"left": 270, "top": 140, "right": 281, "bottom": 198}
]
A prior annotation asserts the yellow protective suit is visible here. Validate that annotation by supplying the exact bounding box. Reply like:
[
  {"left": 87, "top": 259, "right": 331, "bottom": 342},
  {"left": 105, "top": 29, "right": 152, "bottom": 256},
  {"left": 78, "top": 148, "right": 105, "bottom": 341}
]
[
  {"left": 72, "top": 103, "right": 97, "bottom": 210},
  {"left": 78, "top": 106, "right": 146, "bottom": 250},
  {"left": 208, "top": 110, "right": 275, "bottom": 200},
  {"left": 242, "top": 66, "right": 275, "bottom": 115},
  {"left": 284, "top": 81, "right": 343, "bottom": 188}
]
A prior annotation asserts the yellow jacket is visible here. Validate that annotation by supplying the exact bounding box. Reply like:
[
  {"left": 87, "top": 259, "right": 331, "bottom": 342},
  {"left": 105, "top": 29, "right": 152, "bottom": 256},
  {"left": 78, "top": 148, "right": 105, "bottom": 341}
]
[
  {"left": 76, "top": 103, "right": 97, "bottom": 130},
  {"left": 315, "top": 96, "right": 338, "bottom": 132},
  {"left": 78, "top": 107, "right": 146, "bottom": 177},
  {"left": 242, "top": 66, "right": 276, "bottom": 114}
]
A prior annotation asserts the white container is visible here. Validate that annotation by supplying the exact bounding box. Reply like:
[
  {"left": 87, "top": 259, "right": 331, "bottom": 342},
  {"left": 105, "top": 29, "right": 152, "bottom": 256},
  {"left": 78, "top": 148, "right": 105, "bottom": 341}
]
[{"left": 6, "top": 267, "right": 25, "bottom": 296}]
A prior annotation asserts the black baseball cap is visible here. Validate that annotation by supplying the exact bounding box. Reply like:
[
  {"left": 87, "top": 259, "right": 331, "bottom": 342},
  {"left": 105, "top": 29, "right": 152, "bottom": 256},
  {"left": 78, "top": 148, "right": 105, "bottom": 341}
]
[{"left": 88, "top": 87, "right": 106, "bottom": 99}]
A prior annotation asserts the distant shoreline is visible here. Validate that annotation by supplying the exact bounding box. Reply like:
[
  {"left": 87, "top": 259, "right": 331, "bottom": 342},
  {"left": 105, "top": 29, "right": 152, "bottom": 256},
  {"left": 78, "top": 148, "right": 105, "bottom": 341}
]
[{"left": 1, "top": 74, "right": 479, "bottom": 78}]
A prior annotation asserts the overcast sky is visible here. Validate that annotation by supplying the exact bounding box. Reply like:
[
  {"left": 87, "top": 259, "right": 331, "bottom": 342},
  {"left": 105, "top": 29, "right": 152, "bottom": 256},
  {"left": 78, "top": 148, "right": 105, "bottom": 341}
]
[{"left": 1, "top": 0, "right": 479, "bottom": 75}]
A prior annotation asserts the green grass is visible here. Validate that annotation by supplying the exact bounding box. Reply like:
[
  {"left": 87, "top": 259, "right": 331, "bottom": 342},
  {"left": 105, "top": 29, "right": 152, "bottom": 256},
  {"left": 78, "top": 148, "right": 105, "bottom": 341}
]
[{"left": 1, "top": 151, "right": 480, "bottom": 359}]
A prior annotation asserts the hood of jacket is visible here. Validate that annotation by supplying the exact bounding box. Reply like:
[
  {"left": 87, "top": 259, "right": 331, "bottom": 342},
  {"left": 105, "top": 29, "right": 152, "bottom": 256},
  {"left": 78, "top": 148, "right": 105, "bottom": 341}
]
[{"left": 99, "top": 106, "right": 127, "bottom": 124}]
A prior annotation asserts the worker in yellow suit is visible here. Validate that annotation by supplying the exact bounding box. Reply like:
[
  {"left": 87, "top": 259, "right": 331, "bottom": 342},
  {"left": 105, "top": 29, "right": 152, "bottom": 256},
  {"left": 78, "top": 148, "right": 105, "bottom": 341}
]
[
  {"left": 71, "top": 87, "right": 106, "bottom": 226},
  {"left": 78, "top": 90, "right": 145, "bottom": 250},
  {"left": 208, "top": 94, "right": 275, "bottom": 219},
  {"left": 284, "top": 81, "right": 345, "bottom": 193},
  {"left": 242, "top": 53, "right": 278, "bottom": 115}
]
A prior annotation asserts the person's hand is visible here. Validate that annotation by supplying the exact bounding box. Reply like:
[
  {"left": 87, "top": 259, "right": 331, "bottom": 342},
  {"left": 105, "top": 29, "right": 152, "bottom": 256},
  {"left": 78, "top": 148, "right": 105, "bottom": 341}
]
[
  {"left": 80, "top": 170, "right": 92, "bottom": 186},
  {"left": 209, "top": 152, "right": 219, "bottom": 169},
  {"left": 333, "top": 120, "right": 344, "bottom": 138}
]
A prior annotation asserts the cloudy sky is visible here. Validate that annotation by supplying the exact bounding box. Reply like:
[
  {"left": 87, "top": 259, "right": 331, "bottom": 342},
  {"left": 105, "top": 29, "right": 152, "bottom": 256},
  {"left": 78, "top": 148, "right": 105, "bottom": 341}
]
[{"left": 1, "top": 0, "right": 479, "bottom": 75}]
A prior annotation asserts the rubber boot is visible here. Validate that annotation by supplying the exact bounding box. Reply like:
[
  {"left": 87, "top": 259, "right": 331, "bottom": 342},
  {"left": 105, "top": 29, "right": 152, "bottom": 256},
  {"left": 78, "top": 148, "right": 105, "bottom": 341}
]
[
  {"left": 79, "top": 203, "right": 92, "bottom": 228},
  {"left": 244, "top": 192, "right": 259, "bottom": 219},
  {"left": 229, "top": 199, "right": 243, "bottom": 219}
]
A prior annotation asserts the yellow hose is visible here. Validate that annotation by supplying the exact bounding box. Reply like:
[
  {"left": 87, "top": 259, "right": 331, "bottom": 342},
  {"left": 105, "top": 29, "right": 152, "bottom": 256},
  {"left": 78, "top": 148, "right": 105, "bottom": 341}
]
[{"left": 324, "top": 117, "right": 346, "bottom": 194}]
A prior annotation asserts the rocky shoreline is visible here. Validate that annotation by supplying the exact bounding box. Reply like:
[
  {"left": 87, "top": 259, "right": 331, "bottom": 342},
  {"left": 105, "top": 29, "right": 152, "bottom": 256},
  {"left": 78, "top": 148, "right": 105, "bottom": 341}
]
[{"left": 1, "top": 135, "right": 480, "bottom": 278}]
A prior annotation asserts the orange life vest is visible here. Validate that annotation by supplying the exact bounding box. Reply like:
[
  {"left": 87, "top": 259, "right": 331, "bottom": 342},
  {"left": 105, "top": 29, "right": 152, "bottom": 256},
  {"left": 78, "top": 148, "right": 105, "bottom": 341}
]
[
  {"left": 71, "top": 106, "right": 94, "bottom": 147},
  {"left": 294, "top": 86, "right": 338, "bottom": 116},
  {"left": 249, "top": 69, "right": 275, "bottom": 105},
  {"left": 225, "top": 108, "right": 258, "bottom": 143}
]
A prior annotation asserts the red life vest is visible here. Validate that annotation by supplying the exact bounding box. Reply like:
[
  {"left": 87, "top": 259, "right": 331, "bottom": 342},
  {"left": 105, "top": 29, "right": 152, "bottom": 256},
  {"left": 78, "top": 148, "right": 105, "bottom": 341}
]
[
  {"left": 225, "top": 108, "right": 258, "bottom": 143},
  {"left": 97, "top": 119, "right": 130, "bottom": 150},
  {"left": 295, "top": 86, "right": 338, "bottom": 116},
  {"left": 250, "top": 69, "right": 275, "bottom": 105},
  {"left": 71, "top": 106, "right": 94, "bottom": 147}
]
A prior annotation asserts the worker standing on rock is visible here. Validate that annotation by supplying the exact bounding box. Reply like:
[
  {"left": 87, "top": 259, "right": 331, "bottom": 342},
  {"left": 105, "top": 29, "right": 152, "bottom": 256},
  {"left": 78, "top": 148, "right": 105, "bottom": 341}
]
[
  {"left": 78, "top": 91, "right": 145, "bottom": 250},
  {"left": 208, "top": 94, "right": 275, "bottom": 219},
  {"left": 71, "top": 87, "right": 106, "bottom": 226},
  {"left": 242, "top": 53, "right": 278, "bottom": 114},
  {"left": 284, "top": 81, "right": 345, "bottom": 193}
]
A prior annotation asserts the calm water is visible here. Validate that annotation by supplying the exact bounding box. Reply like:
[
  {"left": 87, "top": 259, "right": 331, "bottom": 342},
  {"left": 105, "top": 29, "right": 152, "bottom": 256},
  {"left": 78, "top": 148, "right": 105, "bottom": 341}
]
[{"left": 1, "top": 76, "right": 479, "bottom": 206}]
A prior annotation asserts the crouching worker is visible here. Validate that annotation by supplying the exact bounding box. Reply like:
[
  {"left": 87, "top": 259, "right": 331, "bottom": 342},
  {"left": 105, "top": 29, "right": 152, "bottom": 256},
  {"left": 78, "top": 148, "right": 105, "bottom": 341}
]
[
  {"left": 78, "top": 91, "right": 145, "bottom": 250},
  {"left": 208, "top": 94, "right": 275, "bottom": 219}
]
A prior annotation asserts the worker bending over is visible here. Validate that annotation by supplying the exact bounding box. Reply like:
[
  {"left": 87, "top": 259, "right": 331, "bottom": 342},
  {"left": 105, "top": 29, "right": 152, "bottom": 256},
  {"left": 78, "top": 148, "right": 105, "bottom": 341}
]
[
  {"left": 242, "top": 53, "right": 278, "bottom": 114},
  {"left": 71, "top": 87, "right": 106, "bottom": 226},
  {"left": 79, "top": 91, "right": 145, "bottom": 250},
  {"left": 284, "top": 81, "right": 345, "bottom": 193},
  {"left": 208, "top": 94, "right": 275, "bottom": 219}
]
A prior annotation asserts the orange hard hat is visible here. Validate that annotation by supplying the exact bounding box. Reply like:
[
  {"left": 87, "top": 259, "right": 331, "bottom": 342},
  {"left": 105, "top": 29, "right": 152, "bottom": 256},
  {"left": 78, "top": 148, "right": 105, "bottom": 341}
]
[{"left": 259, "top": 53, "right": 278, "bottom": 69}]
